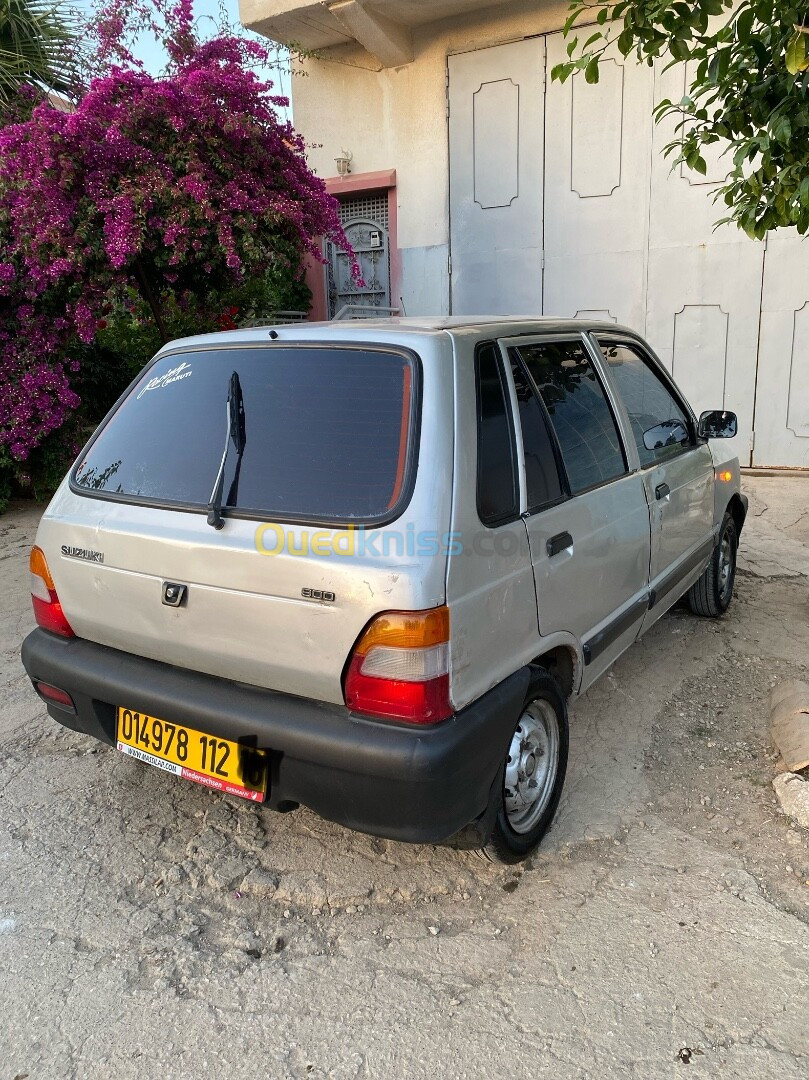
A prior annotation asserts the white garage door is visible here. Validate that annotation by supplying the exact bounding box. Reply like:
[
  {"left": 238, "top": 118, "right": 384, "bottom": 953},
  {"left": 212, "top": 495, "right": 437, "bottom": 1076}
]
[
  {"left": 754, "top": 231, "right": 809, "bottom": 468},
  {"left": 448, "top": 34, "right": 809, "bottom": 468},
  {"left": 447, "top": 38, "right": 545, "bottom": 315}
]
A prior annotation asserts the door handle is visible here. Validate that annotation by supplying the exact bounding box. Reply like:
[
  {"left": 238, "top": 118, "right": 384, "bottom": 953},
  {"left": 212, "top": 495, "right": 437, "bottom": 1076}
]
[
  {"left": 546, "top": 531, "right": 573, "bottom": 557},
  {"left": 655, "top": 483, "right": 671, "bottom": 501}
]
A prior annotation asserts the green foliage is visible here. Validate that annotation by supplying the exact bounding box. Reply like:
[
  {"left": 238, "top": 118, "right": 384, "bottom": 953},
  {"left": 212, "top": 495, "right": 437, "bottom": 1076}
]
[
  {"left": 553, "top": 1, "right": 809, "bottom": 239},
  {"left": 0, "top": 0, "right": 80, "bottom": 108}
]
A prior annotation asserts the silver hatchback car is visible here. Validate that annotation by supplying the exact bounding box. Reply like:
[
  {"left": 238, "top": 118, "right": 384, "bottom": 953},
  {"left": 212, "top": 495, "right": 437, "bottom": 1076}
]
[{"left": 22, "top": 318, "right": 746, "bottom": 862}]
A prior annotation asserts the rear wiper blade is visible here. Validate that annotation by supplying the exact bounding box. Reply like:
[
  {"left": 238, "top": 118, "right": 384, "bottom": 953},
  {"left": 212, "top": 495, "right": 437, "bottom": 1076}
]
[{"left": 207, "top": 371, "right": 246, "bottom": 530}]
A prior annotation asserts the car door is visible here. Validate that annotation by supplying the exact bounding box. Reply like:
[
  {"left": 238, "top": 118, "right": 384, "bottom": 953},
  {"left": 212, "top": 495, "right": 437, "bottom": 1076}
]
[
  {"left": 445, "top": 339, "right": 544, "bottom": 711},
  {"left": 501, "top": 335, "right": 652, "bottom": 689},
  {"left": 592, "top": 335, "right": 716, "bottom": 626}
]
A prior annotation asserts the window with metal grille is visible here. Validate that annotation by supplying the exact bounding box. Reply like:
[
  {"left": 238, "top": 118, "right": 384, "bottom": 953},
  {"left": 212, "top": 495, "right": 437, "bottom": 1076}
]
[{"left": 338, "top": 194, "right": 390, "bottom": 232}]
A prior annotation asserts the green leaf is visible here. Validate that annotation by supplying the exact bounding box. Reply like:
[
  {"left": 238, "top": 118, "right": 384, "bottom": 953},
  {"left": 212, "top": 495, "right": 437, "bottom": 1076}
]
[
  {"left": 771, "top": 114, "right": 792, "bottom": 143},
  {"left": 751, "top": 37, "right": 769, "bottom": 66},
  {"left": 616, "top": 28, "right": 634, "bottom": 55},
  {"left": 582, "top": 32, "right": 603, "bottom": 50},
  {"left": 566, "top": 36, "right": 579, "bottom": 58},
  {"left": 597, "top": 6, "right": 609, "bottom": 24},
  {"left": 786, "top": 30, "right": 809, "bottom": 75},
  {"left": 585, "top": 56, "right": 600, "bottom": 84},
  {"left": 563, "top": 8, "right": 583, "bottom": 35},
  {"left": 735, "top": 6, "right": 754, "bottom": 44}
]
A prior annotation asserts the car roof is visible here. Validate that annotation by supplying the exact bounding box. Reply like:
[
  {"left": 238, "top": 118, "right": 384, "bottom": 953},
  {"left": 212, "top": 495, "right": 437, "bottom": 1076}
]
[{"left": 158, "top": 316, "right": 640, "bottom": 355}]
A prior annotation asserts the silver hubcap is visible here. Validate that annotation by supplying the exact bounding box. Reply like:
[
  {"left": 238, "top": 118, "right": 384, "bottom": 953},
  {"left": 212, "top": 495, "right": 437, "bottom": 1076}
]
[
  {"left": 504, "top": 699, "right": 560, "bottom": 834},
  {"left": 718, "top": 529, "right": 734, "bottom": 600}
]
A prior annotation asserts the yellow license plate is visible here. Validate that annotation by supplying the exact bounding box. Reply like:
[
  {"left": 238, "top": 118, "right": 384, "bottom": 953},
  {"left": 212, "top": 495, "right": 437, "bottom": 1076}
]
[{"left": 116, "top": 707, "right": 267, "bottom": 803}]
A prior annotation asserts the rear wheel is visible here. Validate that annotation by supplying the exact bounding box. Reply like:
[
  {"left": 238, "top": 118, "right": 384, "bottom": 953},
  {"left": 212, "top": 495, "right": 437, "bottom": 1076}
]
[
  {"left": 688, "top": 512, "right": 737, "bottom": 618},
  {"left": 482, "top": 669, "right": 569, "bottom": 864}
]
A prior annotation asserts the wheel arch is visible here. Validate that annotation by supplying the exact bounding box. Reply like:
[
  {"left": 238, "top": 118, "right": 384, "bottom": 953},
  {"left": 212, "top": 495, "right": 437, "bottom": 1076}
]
[
  {"left": 529, "top": 643, "right": 579, "bottom": 700},
  {"left": 727, "top": 493, "right": 747, "bottom": 538}
]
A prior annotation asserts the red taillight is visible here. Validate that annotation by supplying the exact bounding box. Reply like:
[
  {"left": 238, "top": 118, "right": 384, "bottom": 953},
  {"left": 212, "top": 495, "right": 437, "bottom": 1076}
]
[
  {"left": 30, "top": 546, "right": 74, "bottom": 638},
  {"left": 34, "top": 682, "right": 76, "bottom": 711},
  {"left": 344, "top": 607, "right": 453, "bottom": 725}
]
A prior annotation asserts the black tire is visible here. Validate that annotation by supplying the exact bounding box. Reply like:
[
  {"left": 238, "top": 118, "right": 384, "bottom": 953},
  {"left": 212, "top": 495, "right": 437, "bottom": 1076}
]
[
  {"left": 482, "top": 668, "right": 569, "bottom": 864},
  {"left": 688, "top": 511, "right": 737, "bottom": 618}
]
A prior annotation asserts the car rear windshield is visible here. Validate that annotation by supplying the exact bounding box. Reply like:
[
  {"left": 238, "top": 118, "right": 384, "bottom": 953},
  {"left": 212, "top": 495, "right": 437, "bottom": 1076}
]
[{"left": 72, "top": 345, "right": 418, "bottom": 523}]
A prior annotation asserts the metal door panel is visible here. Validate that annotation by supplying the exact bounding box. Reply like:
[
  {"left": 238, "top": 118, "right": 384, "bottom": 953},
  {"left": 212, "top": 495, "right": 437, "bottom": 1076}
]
[
  {"left": 523, "top": 475, "right": 651, "bottom": 688},
  {"left": 753, "top": 230, "right": 809, "bottom": 467},
  {"left": 645, "top": 59, "right": 764, "bottom": 465},
  {"left": 642, "top": 444, "right": 716, "bottom": 584},
  {"left": 591, "top": 333, "right": 716, "bottom": 611},
  {"left": 448, "top": 38, "right": 545, "bottom": 315},
  {"left": 502, "top": 333, "right": 651, "bottom": 685},
  {"left": 543, "top": 33, "right": 653, "bottom": 325},
  {"left": 636, "top": 442, "right": 715, "bottom": 635}
]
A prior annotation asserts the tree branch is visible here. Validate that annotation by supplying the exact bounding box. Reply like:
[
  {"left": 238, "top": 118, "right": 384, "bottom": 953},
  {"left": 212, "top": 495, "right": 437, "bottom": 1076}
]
[{"left": 132, "top": 257, "right": 169, "bottom": 343}]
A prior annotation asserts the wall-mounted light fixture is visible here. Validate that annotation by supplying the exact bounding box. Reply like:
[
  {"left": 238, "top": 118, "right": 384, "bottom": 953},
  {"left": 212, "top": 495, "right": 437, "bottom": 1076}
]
[{"left": 334, "top": 149, "right": 353, "bottom": 176}]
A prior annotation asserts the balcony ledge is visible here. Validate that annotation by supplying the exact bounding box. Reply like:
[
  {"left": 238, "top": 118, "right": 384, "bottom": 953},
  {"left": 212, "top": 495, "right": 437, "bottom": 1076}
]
[{"left": 239, "top": 0, "right": 513, "bottom": 66}]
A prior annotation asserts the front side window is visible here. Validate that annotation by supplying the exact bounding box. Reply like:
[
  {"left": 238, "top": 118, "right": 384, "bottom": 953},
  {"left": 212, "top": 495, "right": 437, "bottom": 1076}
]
[
  {"left": 73, "top": 346, "right": 417, "bottom": 523},
  {"left": 510, "top": 340, "right": 627, "bottom": 494},
  {"left": 597, "top": 341, "right": 692, "bottom": 468},
  {"left": 475, "top": 343, "right": 518, "bottom": 525}
]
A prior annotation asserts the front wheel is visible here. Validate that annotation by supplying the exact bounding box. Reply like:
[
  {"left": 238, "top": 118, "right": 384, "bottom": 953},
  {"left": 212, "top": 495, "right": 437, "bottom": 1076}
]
[
  {"left": 688, "top": 512, "right": 737, "bottom": 618},
  {"left": 482, "top": 670, "right": 569, "bottom": 864}
]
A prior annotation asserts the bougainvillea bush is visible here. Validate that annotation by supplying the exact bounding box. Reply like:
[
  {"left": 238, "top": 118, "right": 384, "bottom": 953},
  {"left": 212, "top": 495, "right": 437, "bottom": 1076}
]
[{"left": 0, "top": 0, "right": 352, "bottom": 504}]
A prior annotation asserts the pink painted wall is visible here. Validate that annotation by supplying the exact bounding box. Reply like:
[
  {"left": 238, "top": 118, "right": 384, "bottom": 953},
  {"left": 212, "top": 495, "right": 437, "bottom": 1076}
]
[{"left": 307, "top": 170, "right": 399, "bottom": 321}]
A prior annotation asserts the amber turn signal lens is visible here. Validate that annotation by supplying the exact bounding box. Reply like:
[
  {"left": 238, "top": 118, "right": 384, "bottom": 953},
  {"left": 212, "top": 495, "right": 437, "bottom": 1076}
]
[
  {"left": 29, "top": 545, "right": 75, "bottom": 638},
  {"left": 351, "top": 605, "right": 450, "bottom": 656},
  {"left": 717, "top": 470, "right": 733, "bottom": 483},
  {"left": 30, "top": 545, "right": 56, "bottom": 590}
]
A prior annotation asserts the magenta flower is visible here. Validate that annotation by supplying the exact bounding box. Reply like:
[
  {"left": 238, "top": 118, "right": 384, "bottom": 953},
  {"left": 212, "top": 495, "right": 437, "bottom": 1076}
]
[{"left": 0, "top": 0, "right": 355, "bottom": 461}]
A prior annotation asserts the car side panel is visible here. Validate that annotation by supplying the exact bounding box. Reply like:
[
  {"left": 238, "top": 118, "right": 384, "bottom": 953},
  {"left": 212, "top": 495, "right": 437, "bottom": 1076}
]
[
  {"left": 523, "top": 475, "right": 651, "bottom": 691},
  {"left": 640, "top": 442, "right": 716, "bottom": 632},
  {"left": 445, "top": 335, "right": 540, "bottom": 712},
  {"left": 584, "top": 331, "right": 719, "bottom": 635}
]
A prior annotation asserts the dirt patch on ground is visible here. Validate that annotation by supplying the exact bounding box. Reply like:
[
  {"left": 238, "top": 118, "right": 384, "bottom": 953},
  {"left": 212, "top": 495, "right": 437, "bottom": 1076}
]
[{"left": 1, "top": 479, "right": 808, "bottom": 1079}]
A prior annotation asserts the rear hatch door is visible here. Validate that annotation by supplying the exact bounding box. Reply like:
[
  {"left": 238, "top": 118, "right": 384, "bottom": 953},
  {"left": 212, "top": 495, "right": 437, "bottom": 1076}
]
[{"left": 38, "top": 340, "right": 428, "bottom": 704}]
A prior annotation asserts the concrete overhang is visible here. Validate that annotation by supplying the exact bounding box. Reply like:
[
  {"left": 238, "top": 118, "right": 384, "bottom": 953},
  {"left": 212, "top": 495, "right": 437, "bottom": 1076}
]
[{"left": 239, "top": 0, "right": 516, "bottom": 67}]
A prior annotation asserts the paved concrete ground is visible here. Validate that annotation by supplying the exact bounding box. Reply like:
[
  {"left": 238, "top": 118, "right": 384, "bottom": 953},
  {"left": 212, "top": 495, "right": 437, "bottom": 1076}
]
[{"left": 1, "top": 476, "right": 807, "bottom": 1079}]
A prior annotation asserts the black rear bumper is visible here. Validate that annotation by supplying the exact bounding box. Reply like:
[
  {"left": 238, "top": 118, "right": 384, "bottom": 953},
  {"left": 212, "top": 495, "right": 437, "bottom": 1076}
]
[{"left": 21, "top": 629, "right": 527, "bottom": 845}]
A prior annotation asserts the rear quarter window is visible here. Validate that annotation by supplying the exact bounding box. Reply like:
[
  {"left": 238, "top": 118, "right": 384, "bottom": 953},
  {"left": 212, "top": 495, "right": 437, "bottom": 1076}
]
[
  {"left": 475, "top": 342, "right": 518, "bottom": 525},
  {"left": 72, "top": 345, "right": 419, "bottom": 524}
]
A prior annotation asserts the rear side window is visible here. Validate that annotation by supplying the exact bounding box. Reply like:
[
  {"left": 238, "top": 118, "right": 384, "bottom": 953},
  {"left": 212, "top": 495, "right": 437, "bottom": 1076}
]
[
  {"left": 511, "top": 340, "right": 627, "bottom": 494},
  {"left": 509, "top": 357, "right": 564, "bottom": 510},
  {"left": 475, "top": 343, "right": 518, "bottom": 525},
  {"left": 73, "top": 346, "right": 417, "bottom": 523}
]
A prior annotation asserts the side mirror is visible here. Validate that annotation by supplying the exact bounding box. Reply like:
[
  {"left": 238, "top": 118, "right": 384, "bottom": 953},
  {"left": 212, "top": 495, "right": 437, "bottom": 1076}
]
[
  {"left": 643, "top": 419, "right": 689, "bottom": 452},
  {"left": 698, "top": 410, "right": 738, "bottom": 440}
]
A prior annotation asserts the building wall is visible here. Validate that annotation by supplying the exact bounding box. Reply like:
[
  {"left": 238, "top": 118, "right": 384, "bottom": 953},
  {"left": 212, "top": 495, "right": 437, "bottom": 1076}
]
[
  {"left": 292, "top": 0, "right": 570, "bottom": 316},
  {"left": 287, "top": 3, "right": 809, "bottom": 467}
]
